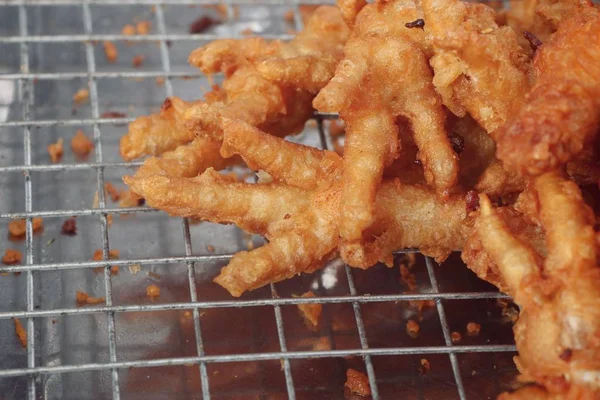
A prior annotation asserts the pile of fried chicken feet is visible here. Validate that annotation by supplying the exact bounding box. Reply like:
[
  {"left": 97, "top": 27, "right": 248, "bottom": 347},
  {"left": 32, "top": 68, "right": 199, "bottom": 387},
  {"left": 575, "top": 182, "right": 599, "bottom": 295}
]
[{"left": 121, "top": 0, "right": 600, "bottom": 398}]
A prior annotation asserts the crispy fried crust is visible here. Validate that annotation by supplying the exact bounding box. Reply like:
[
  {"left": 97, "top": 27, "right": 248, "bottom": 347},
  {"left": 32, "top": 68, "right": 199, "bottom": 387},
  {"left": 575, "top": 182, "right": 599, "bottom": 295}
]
[
  {"left": 314, "top": 0, "right": 458, "bottom": 241},
  {"left": 422, "top": 0, "right": 531, "bottom": 133},
  {"left": 221, "top": 118, "right": 342, "bottom": 190},
  {"left": 465, "top": 172, "right": 600, "bottom": 398},
  {"left": 124, "top": 169, "right": 311, "bottom": 237},
  {"left": 496, "top": 5, "right": 600, "bottom": 176},
  {"left": 120, "top": 97, "right": 198, "bottom": 161}
]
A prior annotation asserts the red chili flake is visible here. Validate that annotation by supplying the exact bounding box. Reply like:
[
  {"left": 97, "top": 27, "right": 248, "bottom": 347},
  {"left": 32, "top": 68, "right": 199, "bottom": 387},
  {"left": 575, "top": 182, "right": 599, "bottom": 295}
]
[
  {"left": 466, "top": 190, "right": 480, "bottom": 213},
  {"left": 189, "top": 16, "right": 219, "bottom": 33}
]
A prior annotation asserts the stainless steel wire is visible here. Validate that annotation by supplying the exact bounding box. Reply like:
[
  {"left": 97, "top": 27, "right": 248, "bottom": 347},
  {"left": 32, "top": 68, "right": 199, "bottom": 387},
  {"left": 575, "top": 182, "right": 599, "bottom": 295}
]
[{"left": 0, "top": 1, "right": 519, "bottom": 399}]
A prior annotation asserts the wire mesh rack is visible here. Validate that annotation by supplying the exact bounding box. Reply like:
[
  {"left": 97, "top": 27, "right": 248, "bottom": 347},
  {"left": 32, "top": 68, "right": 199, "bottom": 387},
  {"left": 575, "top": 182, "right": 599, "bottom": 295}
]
[{"left": 0, "top": 1, "right": 520, "bottom": 399}]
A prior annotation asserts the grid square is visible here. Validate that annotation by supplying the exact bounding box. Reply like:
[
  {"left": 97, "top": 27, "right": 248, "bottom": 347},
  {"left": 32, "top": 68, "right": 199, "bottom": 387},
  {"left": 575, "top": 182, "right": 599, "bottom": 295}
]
[
  {"left": 201, "top": 306, "right": 278, "bottom": 356},
  {"left": 89, "top": 5, "right": 155, "bottom": 35},
  {"left": 121, "top": 364, "right": 205, "bottom": 400},
  {"left": 457, "top": 352, "right": 519, "bottom": 399},
  {"left": 43, "top": 370, "right": 112, "bottom": 400},
  {"left": 0, "top": 126, "right": 25, "bottom": 167},
  {"left": 26, "top": 6, "right": 85, "bottom": 37},
  {"left": 28, "top": 42, "right": 87, "bottom": 74},
  {"left": 30, "top": 169, "right": 98, "bottom": 212},
  {"left": 0, "top": 268, "right": 28, "bottom": 312},
  {"left": 282, "top": 300, "right": 361, "bottom": 352},
  {"left": 0, "top": 173, "right": 26, "bottom": 214},
  {"left": 208, "top": 361, "right": 287, "bottom": 399},
  {"left": 38, "top": 314, "right": 111, "bottom": 366},
  {"left": 30, "top": 79, "right": 92, "bottom": 121},
  {"left": 0, "top": 44, "right": 21, "bottom": 74},
  {"left": 115, "top": 308, "right": 197, "bottom": 362},
  {"left": 0, "top": 6, "right": 19, "bottom": 37}
]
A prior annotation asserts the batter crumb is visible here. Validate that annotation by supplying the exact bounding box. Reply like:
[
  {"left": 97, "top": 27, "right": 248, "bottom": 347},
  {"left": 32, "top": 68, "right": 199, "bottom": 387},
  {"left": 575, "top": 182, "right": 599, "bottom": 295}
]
[
  {"left": 345, "top": 368, "right": 371, "bottom": 397},
  {"left": 2, "top": 249, "right": 22, "bottom": 265},
  {"left": 47, "top": 138, "right": 64, "bottom": 163}
]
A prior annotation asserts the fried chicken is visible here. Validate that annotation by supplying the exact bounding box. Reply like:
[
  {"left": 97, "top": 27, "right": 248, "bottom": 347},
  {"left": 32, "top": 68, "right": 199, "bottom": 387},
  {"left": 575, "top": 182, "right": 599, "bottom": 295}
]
[
  {"left": 422, "top": 0, "right": 532, "bottom": 133},
  {"left": 314, "top": 0, "right": 458, "bottom": 243},
  {"left": 465, "top": 172, "right": 600, "bottom": 398},
  {"left": 496, "top": 3, "right": 600, "bottom": 176}
]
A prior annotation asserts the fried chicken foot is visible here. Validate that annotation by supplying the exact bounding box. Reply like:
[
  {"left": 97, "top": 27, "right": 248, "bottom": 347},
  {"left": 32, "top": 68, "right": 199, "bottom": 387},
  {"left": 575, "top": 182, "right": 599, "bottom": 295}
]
[
  {"left": 124, "top": 169, "right": 310, "bottom": 237},
  {"left": 496, "top": 4, "right": 600, "bottom": 176},
  {"left": 422, "top": 0, "right": 531, "bottom": 133},
  {"left": 315, "top": 2, "right": 458, "bottom": 240},
  {"left": 467, "top": 172, "right": 600, "bottom": 398},
  {"left": 120, "top": 97, "right": 198, "bottom": 161},
  {"left": 221, "top": 118, "right": 342, "bottom": 190}
]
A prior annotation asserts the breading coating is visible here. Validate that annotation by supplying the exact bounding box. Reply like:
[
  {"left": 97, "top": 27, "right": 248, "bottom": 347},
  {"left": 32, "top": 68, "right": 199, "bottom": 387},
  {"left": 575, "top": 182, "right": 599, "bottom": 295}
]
[
  {"left": 422, "top": 0, "right": 531, "bottom": 133},
  {"left": 124, "top": 168, "right": 311, "bottom": 237},
  {"left": 120, "top": 97, "right": 197, "bottom": 161},
  {"left": 221, "top": 118, "right": 342, "bottom": 190},
  {"left": 314, "top": 0, "right": 458, "bottom": 241},
  {"left": 496, "top": 4, "right": 600, "bottom": 176},
  {"left": 465, "top": 172, "right": 600, "bottom": 398}
]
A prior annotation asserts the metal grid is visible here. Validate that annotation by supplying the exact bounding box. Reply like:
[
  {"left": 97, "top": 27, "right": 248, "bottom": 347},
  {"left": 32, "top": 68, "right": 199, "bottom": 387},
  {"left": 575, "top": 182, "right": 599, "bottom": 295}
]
[{"left": 0, "top": 1, "right": 517, "bottom": 399}]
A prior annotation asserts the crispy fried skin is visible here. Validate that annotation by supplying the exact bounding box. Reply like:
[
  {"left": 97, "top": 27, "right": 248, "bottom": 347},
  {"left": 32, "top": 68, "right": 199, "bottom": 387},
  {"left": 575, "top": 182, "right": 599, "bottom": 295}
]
[
  {"left": 337, "top": 0, "right": 367, "bottom": 28},
  {"left": 132, "top": 136, "right": 240, "bottom": 180},
  {"left": 496, "top": 5, "right": 600, "bottom": 176},
  {"left": 465, "top": 172, "right": 600, "bottom": 398},
  {"left": 221, "top": 118, "right": 342, "bottom": 190},
  {"left": 314, "top": 0, "right": 458, "bottom": 241},
  {"left": 216, "top": 179, "right": 470, "bottom": 297},
  {"left": 215, "top": 185, "right": 341, "bottom": 297},
  {"left": 256, "top": 6, "right": 350, "bottom": 93},
  {"left": 422, "top": 0, "right": 531, "bottom": 133},
  {"left": 123, "top": 169, "right": 310, "bottom": 236},
  {"left": 120, "top": 97, "right": 198, "bottom": 161}
]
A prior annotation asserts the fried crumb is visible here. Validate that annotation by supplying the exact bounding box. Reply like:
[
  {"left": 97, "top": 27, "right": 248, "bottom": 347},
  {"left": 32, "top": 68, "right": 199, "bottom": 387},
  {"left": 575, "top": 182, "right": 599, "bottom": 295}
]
[
  {"left": 206, "top": 244, "right": 215, "bottom": 252},
  {"left": 72, "top": 88, "right": 89, "bottom": 104},
  {"left": 245, "top": 240, "right": 254, "bottom": 251},
  {"left": 100, "top": 111, "right": 126, "bottom": 119},
  {"left": 406, "top": 319, "right": 420, "bottom": 338},
  {"left": 136, "top": 21, "right": 151, "bottom": 35},
  {"left": 2, "top": 249, "right": 22, "bottom": 265},
  {"left": 107, "top": 214, "right": 113, "bottom": 227},
  {"left": 147, "top": 271, "right": 161, "bottom": 280},
  {"left": 71, "top": 129, "right": 94, "bottom": 158},
  {"left": 103, "top": 41, "right": 118, "bottom": 63},
  {"left": 47, "top": 138, "right": 64, "bottom": 163},
  {"left": 61, "top": 217, "right": 77, "bottom": 235},
  {"left": 132, "top": 54, "right": 145, "bottom": 68},
  {"left": 295, "top": 291, "right": 322, "bottom": 328},
  {"left": 92, "top": 249, "right": 120, "bottom": 261},
  {"left": 408, "top": 299, "right": 435, "bottom": 316},
  {"left": 345, "top": 368, "right": 371, "bottom": 397},
  {"left": 189, "top": 16, "right": 219, "bottom": 33},
  {"left": 118, "top": 189, "right": 144, "bottom": 208},
  {"left": 146, "top": 284, "right": 160, "bottom": 299},
  {"left": 451, "top": 331, "right": 462, "bottom": 343},
  {"left": 122, "top": 24, "right": 135, "bottom": 36},
  {"left": 466, "top": 322, "right": 481, "bottom": 336},
  {"left": 92, "top": 249, "right": 120, "bottom": 275},
  {"left": 8, "top": 218, "right": 44, "bottom": 239},
  {"left": 241, "top": 27, "right": 254, "bottom": 36},
  {"left": 155, "top": 76, "right": 165, "bottom": 85},
  {"left": 104, "top": 183, "right": 121, "bottom": 202},
  {"left": 128, "top": 264, "right": 141, "bottom": 274},
  {"left": 13, "top": 317, "right": 27, "bottom": 348},
  {"left": 76, "top": 290, "right": 105, "bottom": 306},
  {"left": 399, "top": 264, "right": 418, "bottom": 291},
  {"left": 420, "top": 358, "right": 431, "bottom": 374}
]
